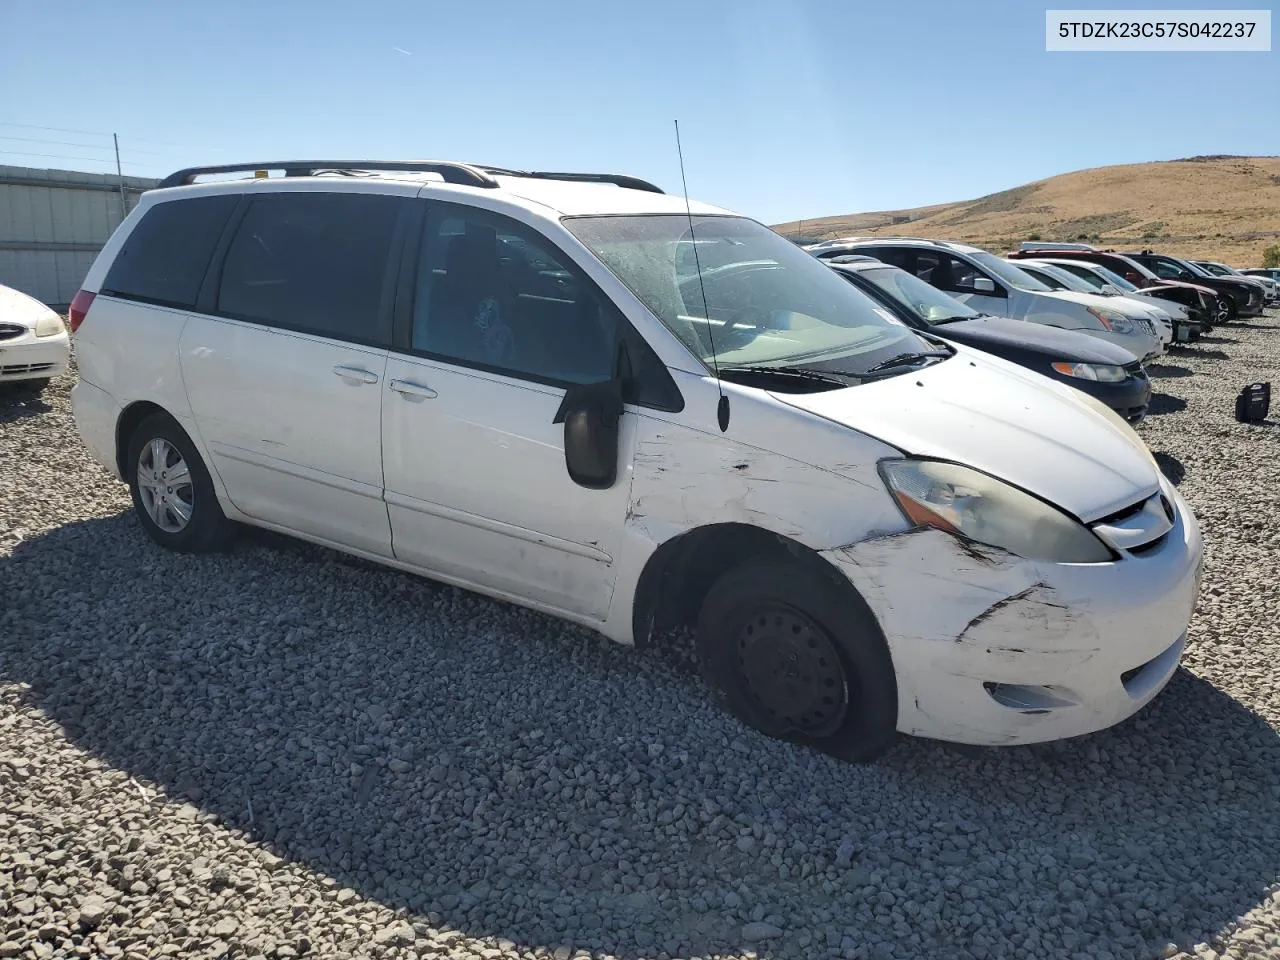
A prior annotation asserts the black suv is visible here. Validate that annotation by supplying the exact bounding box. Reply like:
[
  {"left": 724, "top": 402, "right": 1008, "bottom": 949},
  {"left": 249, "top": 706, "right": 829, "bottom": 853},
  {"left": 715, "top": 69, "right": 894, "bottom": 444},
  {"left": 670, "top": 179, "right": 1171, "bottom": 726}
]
[{"left": 1122, "top": 250, "right": 1263, "bottom": 320}]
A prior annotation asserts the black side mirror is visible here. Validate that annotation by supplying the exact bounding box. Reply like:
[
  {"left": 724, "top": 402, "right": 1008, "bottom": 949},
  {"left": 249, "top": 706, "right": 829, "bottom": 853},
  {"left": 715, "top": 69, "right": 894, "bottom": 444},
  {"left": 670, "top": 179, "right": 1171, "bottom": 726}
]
[{"left": 554, "top": 377, "right": 624, "bottom": 489}]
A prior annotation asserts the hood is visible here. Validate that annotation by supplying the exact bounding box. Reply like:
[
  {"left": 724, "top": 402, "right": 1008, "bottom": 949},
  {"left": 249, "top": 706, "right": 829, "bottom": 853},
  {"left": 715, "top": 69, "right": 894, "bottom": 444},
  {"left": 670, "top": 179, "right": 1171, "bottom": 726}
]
[
  {"left": 937, "top": 315, "right": 1138, "bottom": 365},
  {"left": 1037, "top": 287, "right": 1153, "bottom": 320},
  {"left": 0, "top": 283, "right": 59, "bottom": 329},
  {"left": 772, "top": 347, "right": 1160, "bottom": 522}
]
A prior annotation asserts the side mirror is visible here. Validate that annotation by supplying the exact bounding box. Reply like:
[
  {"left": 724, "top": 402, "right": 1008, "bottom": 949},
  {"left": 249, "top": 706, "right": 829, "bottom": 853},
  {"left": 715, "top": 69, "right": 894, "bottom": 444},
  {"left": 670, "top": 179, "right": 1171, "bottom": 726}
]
[
  {"left": 1101, "top": 284, "right": 1121, "bottom": 295},
  {"left": 972, "top": 276, "right": 996, "bottom": 293},
  {"left": 554, "top": 378, "right": 624, "bottom": 489}
]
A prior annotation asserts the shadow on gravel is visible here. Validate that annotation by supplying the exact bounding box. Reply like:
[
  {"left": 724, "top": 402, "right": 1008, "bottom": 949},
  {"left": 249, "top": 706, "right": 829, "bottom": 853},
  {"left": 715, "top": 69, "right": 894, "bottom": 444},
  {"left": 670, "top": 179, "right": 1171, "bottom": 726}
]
[
  {"left": 1145, "top": 365, "right": 1193, "bottom": 379},
  {"left": 1148, "top": 393, "right": 1189, "bottom": 416},
  {"left": 1196, "top": 336, "right": 1238, "bottom": 345},
  {"left": 0, "top": 388, "right": 53, "bottom": 422},
  {"left": 4, "top": 515, "right": 1280, "bottom": 960},
  {"left": 1152, "top": 452, "right": 1186, "bottom": 486},
  {"left": 1174, "top": 348, "right": 1231, "bottom": 361}
]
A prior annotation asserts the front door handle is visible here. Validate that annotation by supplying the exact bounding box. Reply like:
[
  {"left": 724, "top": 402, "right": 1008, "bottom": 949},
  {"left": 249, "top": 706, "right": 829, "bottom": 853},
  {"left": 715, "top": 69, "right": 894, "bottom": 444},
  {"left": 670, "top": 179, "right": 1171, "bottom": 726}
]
[
  {"left": 389, "top": 378, "right": 438, "bottom": 399},
  {"left": 332, "top": 364, "right": 380, "bottom": 385}
]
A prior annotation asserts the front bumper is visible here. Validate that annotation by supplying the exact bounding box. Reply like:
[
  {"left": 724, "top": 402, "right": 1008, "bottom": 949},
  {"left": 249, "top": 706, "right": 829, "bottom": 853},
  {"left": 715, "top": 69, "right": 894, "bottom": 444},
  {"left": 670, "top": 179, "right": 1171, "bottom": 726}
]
[
  {"left": 0, "top": 330, "right": 70, "bottom": 382},
  {"left": 824, "top": 480, "right": 1203, "bottom": 746}
]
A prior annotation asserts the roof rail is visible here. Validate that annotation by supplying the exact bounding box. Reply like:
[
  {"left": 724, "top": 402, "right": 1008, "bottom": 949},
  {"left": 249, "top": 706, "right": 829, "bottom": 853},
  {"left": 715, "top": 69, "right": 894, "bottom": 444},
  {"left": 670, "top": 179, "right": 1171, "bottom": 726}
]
[
  {"left": 476, "top": 166, "right": 665, "bottom": 194},
  {"left": 155, "top": 160, "right": 501, "bottom": 190}
]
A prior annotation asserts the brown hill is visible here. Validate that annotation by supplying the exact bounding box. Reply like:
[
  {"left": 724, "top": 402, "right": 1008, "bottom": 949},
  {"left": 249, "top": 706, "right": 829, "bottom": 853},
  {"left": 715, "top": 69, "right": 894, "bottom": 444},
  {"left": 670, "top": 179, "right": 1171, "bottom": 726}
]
[{"left": 772, "top": 156, "right": 1280, "bottom": 266}]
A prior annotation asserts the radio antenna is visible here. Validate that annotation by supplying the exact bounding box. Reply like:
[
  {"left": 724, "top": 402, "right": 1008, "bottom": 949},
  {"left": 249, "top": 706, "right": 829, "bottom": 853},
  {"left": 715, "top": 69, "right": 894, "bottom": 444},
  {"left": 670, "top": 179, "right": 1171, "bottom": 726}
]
[{"left": 675, "top": 119, "right": 729, "bottom": 432}]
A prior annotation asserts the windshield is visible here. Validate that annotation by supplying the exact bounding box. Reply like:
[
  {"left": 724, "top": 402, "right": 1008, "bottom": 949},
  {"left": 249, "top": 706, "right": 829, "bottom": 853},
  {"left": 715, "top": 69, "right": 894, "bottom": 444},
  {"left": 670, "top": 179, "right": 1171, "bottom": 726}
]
[
  {"left": 563, "top": 214, "right": 932, "bottom": 374},
  {"left": 1173, "top": 257, "right": 1211, "bottom": 278},
  {"left": 858, "top": 265, "right": 981, "bottom": 324},
  {"left": 1024, "top": 262, "right": 1098, "bottom": 293},
  {"left": 1089, "top": 264, "right": 1139, "bottom": 291},
  {"left": 969, "top": 252, "right": 1051, "bottom": 291}
]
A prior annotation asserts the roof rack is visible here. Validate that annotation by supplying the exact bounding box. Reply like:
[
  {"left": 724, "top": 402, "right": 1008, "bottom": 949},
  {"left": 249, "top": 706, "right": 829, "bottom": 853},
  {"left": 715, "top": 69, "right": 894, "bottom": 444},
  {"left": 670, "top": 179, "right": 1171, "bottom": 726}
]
[
  {"left": 156, "top": 160, "right": 665, "bottom": 194},
  {"left": 156, "top": 160, "right": 501, "bottom": 190},
  {"left": 477, "top": 166, "right": 665, "bottom": 194}
]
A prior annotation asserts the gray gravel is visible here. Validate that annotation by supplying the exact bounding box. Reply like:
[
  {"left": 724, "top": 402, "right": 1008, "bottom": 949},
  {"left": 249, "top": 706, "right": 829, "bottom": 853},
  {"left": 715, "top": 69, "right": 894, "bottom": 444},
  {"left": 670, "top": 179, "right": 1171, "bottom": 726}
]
[{"left": 3, "top": 311, "right": 1280, "bottom": 960}]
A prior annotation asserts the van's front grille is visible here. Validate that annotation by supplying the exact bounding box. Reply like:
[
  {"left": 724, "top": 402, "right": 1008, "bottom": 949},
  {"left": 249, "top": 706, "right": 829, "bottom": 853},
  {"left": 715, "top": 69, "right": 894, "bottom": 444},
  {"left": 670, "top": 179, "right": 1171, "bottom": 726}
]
[
  {"left": 1091, "top": 491, "right": 1175, "bottom": 554},
  {"left": 0, "top": 362, "right": 54, "bottom": 377}
]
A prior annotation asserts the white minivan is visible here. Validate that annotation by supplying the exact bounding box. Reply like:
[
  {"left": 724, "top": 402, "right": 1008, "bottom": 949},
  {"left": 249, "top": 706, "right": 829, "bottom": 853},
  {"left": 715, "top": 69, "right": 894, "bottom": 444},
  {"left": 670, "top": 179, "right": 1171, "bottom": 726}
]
[
  {"left": 70, "top": 161, "right": 1203, "bottom": 760},
  {"left": 808, "top": 238, "right": 1164, "bottom": 362}
]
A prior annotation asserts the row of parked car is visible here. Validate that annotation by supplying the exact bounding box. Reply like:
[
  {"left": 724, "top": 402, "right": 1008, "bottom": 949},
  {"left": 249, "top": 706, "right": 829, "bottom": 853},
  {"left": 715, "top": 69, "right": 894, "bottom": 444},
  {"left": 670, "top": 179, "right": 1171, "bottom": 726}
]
[
  {"left": 1, "top": 158, "right": 1238, "bottom": 761},
  {"left": 798, "top": 236, "right": 1278, "bottom": 424}
]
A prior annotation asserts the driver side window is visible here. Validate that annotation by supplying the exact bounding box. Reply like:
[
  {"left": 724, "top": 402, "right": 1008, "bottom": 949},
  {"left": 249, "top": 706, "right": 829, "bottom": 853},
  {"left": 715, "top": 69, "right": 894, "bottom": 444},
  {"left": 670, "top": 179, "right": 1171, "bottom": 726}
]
[
  {"left": 1151, "top": 259, "right": 1186, "bottom": 280},
  {"left": 915, "top": 253, "right": 1003, "bottom": 297},
  {"left": 412, "top": 208, "right": 617, "bottom": 386}
]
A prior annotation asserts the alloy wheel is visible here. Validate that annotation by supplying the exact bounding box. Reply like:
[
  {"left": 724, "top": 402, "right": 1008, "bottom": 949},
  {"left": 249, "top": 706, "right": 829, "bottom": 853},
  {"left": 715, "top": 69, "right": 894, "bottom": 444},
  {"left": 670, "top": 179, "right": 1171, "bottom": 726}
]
[{"left": 136, "top": 437, "right": 194, "bottom": 533}]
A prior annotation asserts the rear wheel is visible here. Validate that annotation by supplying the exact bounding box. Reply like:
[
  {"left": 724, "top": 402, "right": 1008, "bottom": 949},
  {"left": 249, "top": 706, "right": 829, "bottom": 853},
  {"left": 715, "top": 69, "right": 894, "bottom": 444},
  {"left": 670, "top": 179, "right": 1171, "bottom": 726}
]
[
  {"left": 696, "top": 555, "right": 898, "bottom": 762},
  {"left": 126, "top": 411, "right": 235, "bottom": 552}
]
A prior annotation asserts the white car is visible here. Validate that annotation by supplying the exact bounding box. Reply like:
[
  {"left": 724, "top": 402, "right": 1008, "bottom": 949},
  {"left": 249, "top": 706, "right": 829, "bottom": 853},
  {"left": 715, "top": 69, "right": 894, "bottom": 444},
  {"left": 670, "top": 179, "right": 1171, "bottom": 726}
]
[
  {"left": 1030, "top": 256, "right": 1194, "bottom": 321},
  {"left": 1013, "top": 259, "right": 1173, "bottom": 349},
  {"left": 807, "top": 238, "right": 1164, "bottom": 363},
  {"left": 69, "top": 160, "right": 1203, "bottom": 759},
  {"left": 0, "top": 282, "right": 70, "bottom": 392}
]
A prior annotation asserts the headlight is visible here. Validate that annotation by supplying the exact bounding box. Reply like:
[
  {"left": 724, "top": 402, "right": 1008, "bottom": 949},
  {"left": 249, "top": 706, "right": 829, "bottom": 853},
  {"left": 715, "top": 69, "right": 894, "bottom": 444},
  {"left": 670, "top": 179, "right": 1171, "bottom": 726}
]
[
  {"left": 34, "top": 313, "right": 65, "bottom": 338},
  {"left": 879, "top": 459, "right": 1114, "bottom": 563},
  {"left": 1087, "top": 306, "right": 1133, "bottom": 334},
  {"left": 1051, "top": 361, "right": 1129, "bottom": 382}
]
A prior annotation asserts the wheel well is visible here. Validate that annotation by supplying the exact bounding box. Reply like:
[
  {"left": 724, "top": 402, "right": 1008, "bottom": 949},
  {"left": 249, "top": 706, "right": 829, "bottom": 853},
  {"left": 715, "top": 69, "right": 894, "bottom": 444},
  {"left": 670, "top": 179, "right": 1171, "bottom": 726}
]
[
  {"left": 114, "top": 401, "right": 168, "bottom": 479},
  {"left": 631, "top": 523, "right": 847, "bottom": 649}
]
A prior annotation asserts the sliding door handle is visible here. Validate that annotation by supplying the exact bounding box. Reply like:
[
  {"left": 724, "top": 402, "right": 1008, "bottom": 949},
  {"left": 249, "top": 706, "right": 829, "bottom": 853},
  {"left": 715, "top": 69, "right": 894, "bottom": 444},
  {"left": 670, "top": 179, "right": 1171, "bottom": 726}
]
[
  {"left": 332, "top": 364, "right": 380, "bottom": 384},
  {"left": 389, "top": 378, "right": 438, "bottom": 399}
]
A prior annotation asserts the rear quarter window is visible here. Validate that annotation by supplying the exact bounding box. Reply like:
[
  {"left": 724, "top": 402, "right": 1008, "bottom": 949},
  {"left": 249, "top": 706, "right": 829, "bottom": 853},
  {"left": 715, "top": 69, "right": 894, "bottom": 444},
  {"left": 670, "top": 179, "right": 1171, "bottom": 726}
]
[{"left": 102, "top": 195, "right": 239, "bottom": 308}]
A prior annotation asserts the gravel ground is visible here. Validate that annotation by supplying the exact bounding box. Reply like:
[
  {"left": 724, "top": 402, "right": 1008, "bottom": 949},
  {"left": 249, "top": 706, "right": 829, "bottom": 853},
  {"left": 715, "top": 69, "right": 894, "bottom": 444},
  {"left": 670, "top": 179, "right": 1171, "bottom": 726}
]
[{"left": 2, "top": 310, "right": 1280, "bottom": 960}]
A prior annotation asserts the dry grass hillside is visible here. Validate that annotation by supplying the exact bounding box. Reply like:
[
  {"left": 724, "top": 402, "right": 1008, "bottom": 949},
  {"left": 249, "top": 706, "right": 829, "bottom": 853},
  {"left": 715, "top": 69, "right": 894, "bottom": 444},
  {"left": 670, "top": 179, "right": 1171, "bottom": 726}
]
[{"left": 773, "top": 155, "right": 1280, "bottom": 266}]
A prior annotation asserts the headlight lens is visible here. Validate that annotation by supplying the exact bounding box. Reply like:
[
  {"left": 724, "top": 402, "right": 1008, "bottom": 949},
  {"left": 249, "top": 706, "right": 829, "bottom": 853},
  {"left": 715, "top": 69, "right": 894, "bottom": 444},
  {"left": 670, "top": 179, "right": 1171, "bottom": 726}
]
[
  {"left": 1087, "top": 307, "right": 1133, "bottom": 334},
  {"left": 34, "top": 313, "right": 65, "bottom": 338},
  {"left": 1051, "top": 361, "right": 1129, "bottom": 382},
  {"left": 879, "top": 459, "right": 1114, "bottom": 563}
]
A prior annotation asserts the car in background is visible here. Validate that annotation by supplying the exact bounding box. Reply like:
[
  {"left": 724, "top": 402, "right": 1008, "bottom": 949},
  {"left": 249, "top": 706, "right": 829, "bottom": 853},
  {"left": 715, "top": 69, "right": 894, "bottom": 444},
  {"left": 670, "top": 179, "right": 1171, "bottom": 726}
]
[
  {"left": 1005, "top": 247, "right": 1225, "bottom": 328},
  {"left": 1012, "top": 259, "right": 1172, "bottom": 350},
  {"left": 826, "top": 255, "right": 1152, "bottom": 422},
  {"left": 808, "top": 238, "right": 1163, "bottom": 362},
  {"left": 1123, "top": 250, "right": 1263, "bottom": 320},
  {"left": 1029, "top": 258, "right": 1202, "bottom": 342},
  {"left": 1194, "top": 260, "right": 1278, "bottom": 303},
  {"left": 0, "top": 282, "right": 70, "bottom": 393},
  {"left": 1240, "top": 267, "right": 1280, "bottom": 286}
]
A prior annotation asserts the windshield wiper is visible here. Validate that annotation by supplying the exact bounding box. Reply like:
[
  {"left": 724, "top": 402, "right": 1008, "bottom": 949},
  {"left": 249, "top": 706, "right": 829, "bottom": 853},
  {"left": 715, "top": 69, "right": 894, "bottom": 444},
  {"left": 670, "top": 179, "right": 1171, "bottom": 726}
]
[
  {"left": 720, "top": 364, "right": 857, "bottom": 388},
  {"left": 863, "top": 350, "right": 951, "bottom": 373}
]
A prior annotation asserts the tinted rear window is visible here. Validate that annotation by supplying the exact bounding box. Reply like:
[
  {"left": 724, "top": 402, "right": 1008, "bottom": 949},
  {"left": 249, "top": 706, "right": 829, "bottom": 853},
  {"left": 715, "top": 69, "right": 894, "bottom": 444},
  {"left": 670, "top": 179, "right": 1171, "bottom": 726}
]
[
  {"left": 102, "top": 195, "right": 238, "bottom": 308},
  {"left": 216, "top": 192, "right": 402, "bottom": 344}
]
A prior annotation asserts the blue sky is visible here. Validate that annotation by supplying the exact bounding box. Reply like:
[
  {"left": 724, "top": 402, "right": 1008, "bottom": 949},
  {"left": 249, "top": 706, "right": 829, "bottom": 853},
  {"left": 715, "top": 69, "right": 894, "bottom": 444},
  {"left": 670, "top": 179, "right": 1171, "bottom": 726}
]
[{"left": 1, "top": 0, "right": 1276, "bottom": 224}]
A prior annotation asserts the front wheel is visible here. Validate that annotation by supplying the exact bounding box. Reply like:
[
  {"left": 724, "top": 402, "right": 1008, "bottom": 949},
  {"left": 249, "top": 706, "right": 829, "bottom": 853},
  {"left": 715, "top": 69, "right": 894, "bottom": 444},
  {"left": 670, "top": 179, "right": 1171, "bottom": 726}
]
[
  {"left": 696, "top": 555, "right": 898, "bottom": 762},
  {"left": 1216, "top": 297, "right": 1237, "bottom": 325},
  {"left": 126, "top": 411, "right": 235, "bottom": 553}
]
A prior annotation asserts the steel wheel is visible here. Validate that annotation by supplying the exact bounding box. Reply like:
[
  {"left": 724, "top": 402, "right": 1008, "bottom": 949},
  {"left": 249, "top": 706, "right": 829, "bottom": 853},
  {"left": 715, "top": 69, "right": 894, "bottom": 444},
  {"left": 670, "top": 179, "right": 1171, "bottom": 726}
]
[
  {"left": 135, "top": 437, "right": 193, "bottom": 533},
  {"left": 735, "top": 604, "right": 850, "bottom": 738}
]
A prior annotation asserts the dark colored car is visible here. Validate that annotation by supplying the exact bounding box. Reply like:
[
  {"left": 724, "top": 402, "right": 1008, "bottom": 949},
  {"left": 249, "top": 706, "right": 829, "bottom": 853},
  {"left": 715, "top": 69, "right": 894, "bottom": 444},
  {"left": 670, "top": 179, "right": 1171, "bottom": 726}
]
[
  {"left": 1006, "top": 247, "right": 1223, "bottom": 327},
  {"left": 1122, "top": 250, "right": 1263, "bottom": 320},
  {"left": 826, "top": 256, "right": 1152, "bottom": 423}
]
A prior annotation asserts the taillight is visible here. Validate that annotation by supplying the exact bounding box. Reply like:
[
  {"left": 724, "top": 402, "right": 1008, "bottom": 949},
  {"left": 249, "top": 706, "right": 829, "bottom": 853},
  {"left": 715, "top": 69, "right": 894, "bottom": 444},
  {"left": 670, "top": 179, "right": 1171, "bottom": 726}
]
[{"left": 68, "top": 289, "right": 96, "bottom": 334}]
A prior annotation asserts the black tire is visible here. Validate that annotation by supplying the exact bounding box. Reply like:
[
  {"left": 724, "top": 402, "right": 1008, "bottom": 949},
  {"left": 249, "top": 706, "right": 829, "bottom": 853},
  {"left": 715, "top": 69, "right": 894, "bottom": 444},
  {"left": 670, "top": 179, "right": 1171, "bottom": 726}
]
[
  {"left": 1216, "top": 296, "right": 1237, "bottom": 325},
  {"left": 125, "top": 411, "right": 235, "bottom": 553},
  {"left": 696, "top": 555, "right": 898, "bottom": 762}
]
